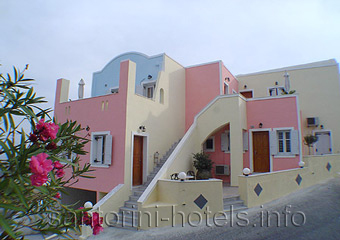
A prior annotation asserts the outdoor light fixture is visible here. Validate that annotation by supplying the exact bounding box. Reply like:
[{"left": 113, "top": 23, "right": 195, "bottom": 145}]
[
  {"left": 299, "top": 162, "right": 305, "bottom": 168},
  {"left": 225, "top": 77, "right": 230, "bottom": 82},
  {"left": 178, "top": 172, "right": 187, "bottom": 181},
  {"left": 275, "top": 81, "right": 278, "bottom": 85},
  {"left": 320, "top": 125, "right": 324, "bottom": 129},
  {"left": 84, "top": 201, "right": 93, "bottom": 209},
  {"left": 86, "top": 125, "right": 90, "bottom": 131},
  {"left": 259, "top": 123, "right": 263, "bottom": 128},
  {"left": 139, "top": 125, "right": 146, "bottom": 132},
  {"left": 148, "top": 75, "right": 152, "bottom": 79},
  {"left": 244, "top": 85, "right": 247, "bottom": 89},
  {"left": 243, "top": 168, "right": 251, "bottom": 176}
]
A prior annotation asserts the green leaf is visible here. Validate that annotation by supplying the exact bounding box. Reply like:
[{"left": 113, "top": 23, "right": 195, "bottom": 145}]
[
  {"left": 0, "top": 203, "right": 25, "bottom": 212},
  {"left": 10, "top": 179, "right": 28, "bottom": 208},
  {"left": 0, "top": 214, "right": 17, "bottom": 239}
]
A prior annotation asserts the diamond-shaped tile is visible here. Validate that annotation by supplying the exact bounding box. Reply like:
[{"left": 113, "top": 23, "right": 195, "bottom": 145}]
[
  {"left": 194, "top": 194, "right": 208, "bottom": 209},
  {"left": 295, "top": 174, "right": 302, "bottom": 185},
  {"left": 254, "top": 183, "right": 263, "bottom": 196},
  {"left": 326, "top": 162, "right": 332, "bottom": 172}
]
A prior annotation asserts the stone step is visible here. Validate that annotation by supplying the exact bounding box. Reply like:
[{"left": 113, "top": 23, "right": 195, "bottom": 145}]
[
  {"left": 133, "top": 189, "right": 144, "bottom": 196},
  {"left": 224, "top": 205, "right": 248, "bottom": 213},
  {"left": 129, "top": 195, "right": 139, "bottom": 201},
  {"left": 120, "top": 206, "right": 139, "bottom": 214},
  {"left": 224, "top": 200, "right": 245, "bottom": 209},
  {"left": 124, "top": 201, "right": 138, "bottom": 209},
  {"left": 223, "top": 195, "right": 240, "bottom": 203}
]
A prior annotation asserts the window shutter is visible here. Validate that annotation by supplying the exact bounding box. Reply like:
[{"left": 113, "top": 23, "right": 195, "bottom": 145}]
[
  {"left": 221, "top": 133, "right": 228, "bottom": 152},
  {"left": 104, "top": 135, "right": 113, "bottom": 165},
  {"left": 96, "top": 136, "right": 104, "bottom": 163},
  {"left": 243, "top": 131, "right": 248, "bottom": 151},
  {"left": 269, "top": 131, "right": 278, "bottom": 155},
  {"left": 291, "top": 130, "right": 299, "bottom": 154}
]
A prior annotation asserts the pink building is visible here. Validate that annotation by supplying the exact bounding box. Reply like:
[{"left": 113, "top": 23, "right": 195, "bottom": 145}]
[{"left": 55, "top": 52, "right": 339, "bottom": 231}]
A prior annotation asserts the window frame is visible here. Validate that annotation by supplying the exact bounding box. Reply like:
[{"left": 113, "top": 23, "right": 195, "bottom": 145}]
[
  {"left": 203, "top": 136, "right": 215, "bottom": 152},
  {"left": 90, "top": 131, "right": 112, "bottom": 168},
  {"left": 268, "top": 86, "right": 285, "bottom": 97},
  {"left": 271, "top": 127, "right": 298, "bottom": 157}
]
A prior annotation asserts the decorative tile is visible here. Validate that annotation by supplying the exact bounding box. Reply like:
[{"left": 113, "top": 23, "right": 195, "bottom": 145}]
[
  {"left": 295, "top": 174, "right": 302, "bottom": 185},
  {"left": 326, "top": 162, "right": 332, "bottom": 172},
  {"left": 254, "top": 183, "right": 263, "bottom": 196},
  {"left": 194, "top": 194, "right": 208, "bottom": 209}
]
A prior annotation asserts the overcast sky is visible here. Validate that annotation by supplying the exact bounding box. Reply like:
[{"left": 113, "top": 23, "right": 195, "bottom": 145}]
[{"left": 1, "top": 0, "right": 340, "bottom": 112}]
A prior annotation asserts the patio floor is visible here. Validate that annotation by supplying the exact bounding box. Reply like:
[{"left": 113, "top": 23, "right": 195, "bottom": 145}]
[{"left": 222, "top": 183, "right": 239, "bottom": 198}]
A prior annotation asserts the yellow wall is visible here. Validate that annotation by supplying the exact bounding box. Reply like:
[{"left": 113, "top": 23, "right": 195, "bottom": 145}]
[
  {"left": 139, "top": 179, "right": 223, "bottom": 229},
  {"left": 239, "top": 154, "right": 340, "bottom": 208},
  {"left": 124, "top": 56, "right": 186, "bottom": 187},
  {"left": 237, "top": 62, "right": 340, "bottom": 155}
]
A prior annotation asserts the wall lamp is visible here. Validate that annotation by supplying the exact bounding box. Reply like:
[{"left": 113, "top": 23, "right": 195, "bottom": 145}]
[
  {"left": 244, "top": 85, "right": 247, "bottom": 89},
  {"left": 259, "top": 123, "right": 263, "bottom": 128},
  {"left": 139, "top": 125, "right": 146, "bottom": 132}
]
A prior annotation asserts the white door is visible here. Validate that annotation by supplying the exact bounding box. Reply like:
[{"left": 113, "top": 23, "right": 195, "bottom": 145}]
[{"left": 315, "top": 132, "right": 331, "bottom": 155}]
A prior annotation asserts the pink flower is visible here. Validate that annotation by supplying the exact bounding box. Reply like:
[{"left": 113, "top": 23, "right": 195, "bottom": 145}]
[
  {"left": 55, "top": 192, "right": 61, "bottom": 199},
  {"left": 53, "top": 161, "right": 63, "bottom": 169},
  {"left": 30, "top": 173, "right": 48, "bottom": 187},
  {"left": 55, "top": 168, "right": 65, "bottom": 178},
  {"left": 29, "top": 153, "right": 53, "bottom": 175},
  {"left": 93, "top": 225, "right": 103, "bottom": 235},
  {"left": 36, "top": 119, "right": 59, "bottom": 141}
]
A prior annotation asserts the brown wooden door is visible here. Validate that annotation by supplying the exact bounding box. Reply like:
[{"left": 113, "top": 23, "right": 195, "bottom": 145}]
[
  {"left": 253, "top": 131, "right": 270, "bottom": 172},
  {"left": 240, "top": 91, "right": 253, "bottom": 98},
  {"left": 133, "top": 136, "right": 143, "bottom": 186}
]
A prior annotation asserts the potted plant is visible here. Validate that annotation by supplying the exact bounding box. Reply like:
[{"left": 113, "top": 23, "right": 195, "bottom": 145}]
[
  {"left": 304, "top": 134, "right": 318, "bottom": 155},
  {"left": 193, "top": 152, "right": 213, "bottom": 180}
]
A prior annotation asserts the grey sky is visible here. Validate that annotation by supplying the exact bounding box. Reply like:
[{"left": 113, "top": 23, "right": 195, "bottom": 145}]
[{"left": 1, "top": 0, "right": 340, "bottom": 112}]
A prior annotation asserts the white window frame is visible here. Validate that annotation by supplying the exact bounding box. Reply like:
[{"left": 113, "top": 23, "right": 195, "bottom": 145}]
[
  {"left": 268, "top": 86, "right": 285, "bottom": 97},
  {"left": 312, "top": 130, "right": 333, "bottom": 155},
  {"left": 221, "top": 131, "right": 230, "bottom": 153},
  {"left": 204, "top": 136, "right": 215, "bottom": 152},
  {"left": 90, "top": 131, "right": 112, "bottom": 167},
  {"left": 223, "top": 82, "right": 229, "bottom": 95},
  {"left": 272, "top": 127, "right": 298, "bottom": 157},
  {"left": 277, "top": 130, "right": 292, "bottom": 154},
  {"left": 143, "top": 81, "right": 156, "bottom": 99}
]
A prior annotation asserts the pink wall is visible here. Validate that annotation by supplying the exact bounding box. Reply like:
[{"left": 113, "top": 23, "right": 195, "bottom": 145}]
[
  {"left": 246, "top": 96, "right": 300, "bottom": 171},
  {"left": 221, "top": 63, "right": 239, "bottom": 94},
  {"left": 204, "top": 125, "right": 230, "bottom": 183},
  {"left": 54, "top": 61, "right": 131, "bottom": 194},
  {"left": 185, "top": 62, "right": 221, "bottom": 131}
]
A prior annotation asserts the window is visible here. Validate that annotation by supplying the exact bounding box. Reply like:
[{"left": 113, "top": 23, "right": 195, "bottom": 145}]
[
  {"left": 147, "top": 86, "right": 154, "bottom": 98},
  {"left": 268, "top": 87, "right": 284, "bottom": 96},
  {"left": 204, "top": 136, "right": 215, "bottom": 152},
  {"left": 269, "top": 129, "right": 299, "bottom": 156},
  {"left": 224, "top": 83, "right": 229, "bottom": 95},
  {"left": 221, "top": 131, "right": 230, "bottom": 152},
  {"left": 240, "top": 90, "right": 253, "bottom": 98},
  {"left": 278, "top": 131, "right": 291, "bottom": 153},
  {"left": 143, "top": 81, "right": 156, "bottom": 99},
  {"left": 159, "top": 88, "right": 164, "bottom": 104},
  {"left": 90, "top": 132, "right": 112, "bottom": 166}
]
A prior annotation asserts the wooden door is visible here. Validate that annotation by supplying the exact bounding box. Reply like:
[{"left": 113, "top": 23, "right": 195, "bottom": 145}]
[
  {"left": 253, "top": 131, "right": 270, "bottom": 172},
  {"left": 133, "top": 136, "right": 143, "bottom": 186},
  {"left": 240, "top": 91, "right": 253, "bottom": 98}
]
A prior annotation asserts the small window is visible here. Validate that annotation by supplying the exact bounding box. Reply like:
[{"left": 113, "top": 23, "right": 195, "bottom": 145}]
[
  {"left": 204, "top": 137, "right": 215, "bottom": 152},
  {"left": 278, "top": 131, "right": 291, "bottom": 153},
  {"left": 91, "top": 132, "right": 113, "bottom": 166},
  {"left": 159, "top": 88, "right": 164, "bottom": 104},
  {"left": 240, "top": 90, "right": 253, "bottom": 98},
  {"left": 224, "top": 83, "right": 229, "bottom": 95},
  {"left": 269, "top": 87, "right": 284, "bottom": 96},
  {"left": 221, "top": 131, "right": 230, "bottom": 152}
]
